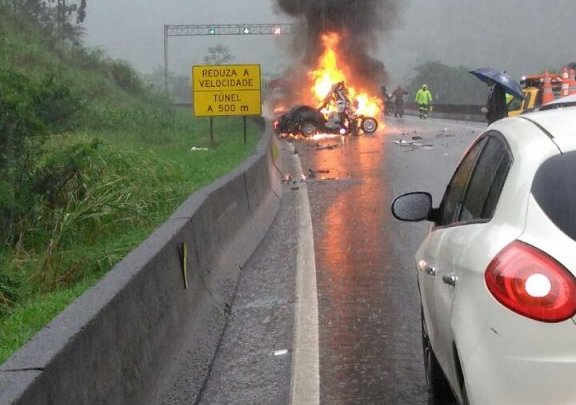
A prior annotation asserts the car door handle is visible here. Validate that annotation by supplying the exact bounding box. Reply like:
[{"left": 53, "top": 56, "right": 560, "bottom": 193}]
[
  {"left": 418, "top": 260, "right": 436, "bottom": 276},
  {"left": 442, "top": 274, "right": 457, "bottom": 286}
]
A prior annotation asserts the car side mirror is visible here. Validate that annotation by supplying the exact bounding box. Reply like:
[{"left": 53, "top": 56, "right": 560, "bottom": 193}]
[{"left": 391, "top": 192, "right": 433, "bottom": 222}]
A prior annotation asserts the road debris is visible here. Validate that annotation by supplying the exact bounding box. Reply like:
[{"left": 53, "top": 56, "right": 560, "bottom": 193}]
[
  {"left": 436, "top": 132, "right": 455, "bottom": 138},
  {"left": 282, "top": 173, "right": 306, "bottom": 185},
  {"left": 315, "top": 143, "right": 340, "bottom": 151},
  {"left": 394, "top": 138, "right": 436, "bottom": 152},
  {"left": 307, "top": 168, "right": 330, "bottom": 178},
  {"left": 394, "top": 139, "right": 415, "bottom": 146}
]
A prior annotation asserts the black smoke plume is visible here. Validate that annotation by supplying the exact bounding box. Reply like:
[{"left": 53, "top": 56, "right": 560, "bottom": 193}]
[{"left": 275, "top": 0, "right": 403, "bottom": 92}]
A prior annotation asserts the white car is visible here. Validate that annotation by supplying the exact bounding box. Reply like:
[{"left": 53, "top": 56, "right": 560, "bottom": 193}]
[
  {"left": 391, "top": 108, "right": 576, "bottom": 405},
  {"left": 540, "top": 94, "right": 576, "bottom": 111}
]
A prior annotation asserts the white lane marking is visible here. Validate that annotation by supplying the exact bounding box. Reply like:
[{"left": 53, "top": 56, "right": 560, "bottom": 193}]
[{"left": 289, "top": 150, "right": 320, "bottom": 405}]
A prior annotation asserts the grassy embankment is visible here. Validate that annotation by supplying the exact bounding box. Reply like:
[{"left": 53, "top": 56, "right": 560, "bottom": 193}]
[{"left": 0, "top": 8, "right": 262, "bottom": 363}]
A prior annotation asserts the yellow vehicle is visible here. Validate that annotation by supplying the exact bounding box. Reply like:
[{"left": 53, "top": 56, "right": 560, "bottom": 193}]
[{"left": 508, "top": 74, "right": 562, "bottom": 116}]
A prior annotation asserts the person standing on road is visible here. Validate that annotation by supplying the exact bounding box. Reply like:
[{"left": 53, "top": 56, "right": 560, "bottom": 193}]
[
  {"left": 392, "top": 85, "right": 408, "bottom": 117},
  {"left": 415, "top": 84, "right": 433, "bottom": 119},
  {"left": 484, "top": 83, "right": 508, "bottom": 124},
  {"left": 380, "top": 84, "right": 393, "bottom": 116}
]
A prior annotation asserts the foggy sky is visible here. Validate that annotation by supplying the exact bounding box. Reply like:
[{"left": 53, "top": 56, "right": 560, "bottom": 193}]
[
  {"left": 84, "top": 0, "right": 576, "bottom": 85},
  {"left": 384, "top": 0, "right": 576, "bottom": 84},
  {"left": 84, "top": 0, "right": 291, "bottom": 78}
]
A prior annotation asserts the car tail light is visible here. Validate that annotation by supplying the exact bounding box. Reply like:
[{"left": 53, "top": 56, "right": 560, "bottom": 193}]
[{"left": 485, "top": 241, "right": 576, "bottom": 322}]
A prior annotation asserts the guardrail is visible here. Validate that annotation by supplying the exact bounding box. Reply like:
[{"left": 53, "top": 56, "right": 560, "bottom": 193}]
[
  {"left": 403, "top": 102, "right": 486, "bottom": 122},
  {"left": 0, "top": 122, "right": 283, "bottom": 404}
]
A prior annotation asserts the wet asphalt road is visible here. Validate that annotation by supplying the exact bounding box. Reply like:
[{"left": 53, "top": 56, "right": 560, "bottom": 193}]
[
  {"left": 197, "top": 116, "right": 484, "bottom": 405},
  {"left": 297, "top": 116, "right": 482, "bottom": 404}
]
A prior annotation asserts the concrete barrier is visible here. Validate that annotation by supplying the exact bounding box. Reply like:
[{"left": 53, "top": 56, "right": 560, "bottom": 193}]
[
  {"left": 405, "top": 102, "right": 486, "bottom": 122},
  {"left": 0, "top": 123, "right": 284, "bottom": 405}
]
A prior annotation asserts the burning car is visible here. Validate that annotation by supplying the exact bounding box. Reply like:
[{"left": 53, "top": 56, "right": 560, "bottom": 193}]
[{"left": 274, "top": 81, "right": 379, "bottom": 137}]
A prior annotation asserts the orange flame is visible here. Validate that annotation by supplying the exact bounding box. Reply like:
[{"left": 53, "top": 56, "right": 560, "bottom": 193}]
[
  {"left": 309, "top": 32, "right": 381, "bottom": 117},
  {"left": 311, "top": 33, "right": 346, "bottom": 99}
]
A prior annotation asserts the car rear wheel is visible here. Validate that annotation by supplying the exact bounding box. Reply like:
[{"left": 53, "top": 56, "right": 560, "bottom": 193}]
[
  {"left": 361, "top": 117, "right": 378, "bottom": 134},
  {"left": 299, "top": 120, "right": 318, "bottom": 137},
  {"left": 421, "top": 310, "right": 457, "bottom": 405}
]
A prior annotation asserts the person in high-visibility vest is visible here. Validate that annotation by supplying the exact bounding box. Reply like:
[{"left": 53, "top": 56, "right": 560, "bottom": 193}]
[{"left": 415, "top": 84, "right": 433, "bottom": 119}]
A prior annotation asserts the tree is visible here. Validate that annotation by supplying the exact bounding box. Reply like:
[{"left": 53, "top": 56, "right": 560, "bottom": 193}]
[
  {"left": 144, "top": 65, "right": 172, "bottom": 92},
  {"left": 50, "top": 0, "right": 87, "bottom": 43},
  {"left": 407, "top": 61, "right": 487, "bottom": 105},
  {"left": 143, "top": 66, "right": 190, "bottom": 103},
  {"left": 203, "top": 45, "right": 234, "bottom": 65},
  {"left": 1, "top": 0, "right": 87, "bottom": 44}
]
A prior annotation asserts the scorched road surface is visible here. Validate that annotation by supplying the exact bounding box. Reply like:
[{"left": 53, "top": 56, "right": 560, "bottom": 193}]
[{"left": 194, "top": 116, "right": 483, "bottom": 405}]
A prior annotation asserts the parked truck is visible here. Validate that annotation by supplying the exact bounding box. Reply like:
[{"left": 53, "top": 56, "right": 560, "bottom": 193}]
[{"left": 508, "top": 73, "right": 563, "bottom": 116}]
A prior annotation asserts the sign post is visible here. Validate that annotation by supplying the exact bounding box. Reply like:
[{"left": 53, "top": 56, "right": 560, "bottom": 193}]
[{"left": 243, "top": 116, "right": 247, "bottom": 145}]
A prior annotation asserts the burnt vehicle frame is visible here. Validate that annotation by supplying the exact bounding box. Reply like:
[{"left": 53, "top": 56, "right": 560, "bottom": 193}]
[{"left": 274, "top": 81, "right": 379, "bottom": 137}]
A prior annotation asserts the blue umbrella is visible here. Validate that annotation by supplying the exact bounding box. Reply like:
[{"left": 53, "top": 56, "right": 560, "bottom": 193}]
[{"left": 470, "top": 68, "right": 524, "bottom": 100}]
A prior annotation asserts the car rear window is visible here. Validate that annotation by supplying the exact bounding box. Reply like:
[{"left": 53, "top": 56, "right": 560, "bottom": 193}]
[{"left": 532, "top": 151, "right": 576, "bottom": 241}]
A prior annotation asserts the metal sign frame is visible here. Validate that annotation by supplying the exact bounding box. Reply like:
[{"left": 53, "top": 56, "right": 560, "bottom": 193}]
[{"left": 163, "top": 23, "right": 297, "bottom": 93}]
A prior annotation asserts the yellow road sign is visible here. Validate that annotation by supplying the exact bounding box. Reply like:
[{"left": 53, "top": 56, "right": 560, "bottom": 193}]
[{"left": 192, "top": 64, "right": 261, "bottom": 117}]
